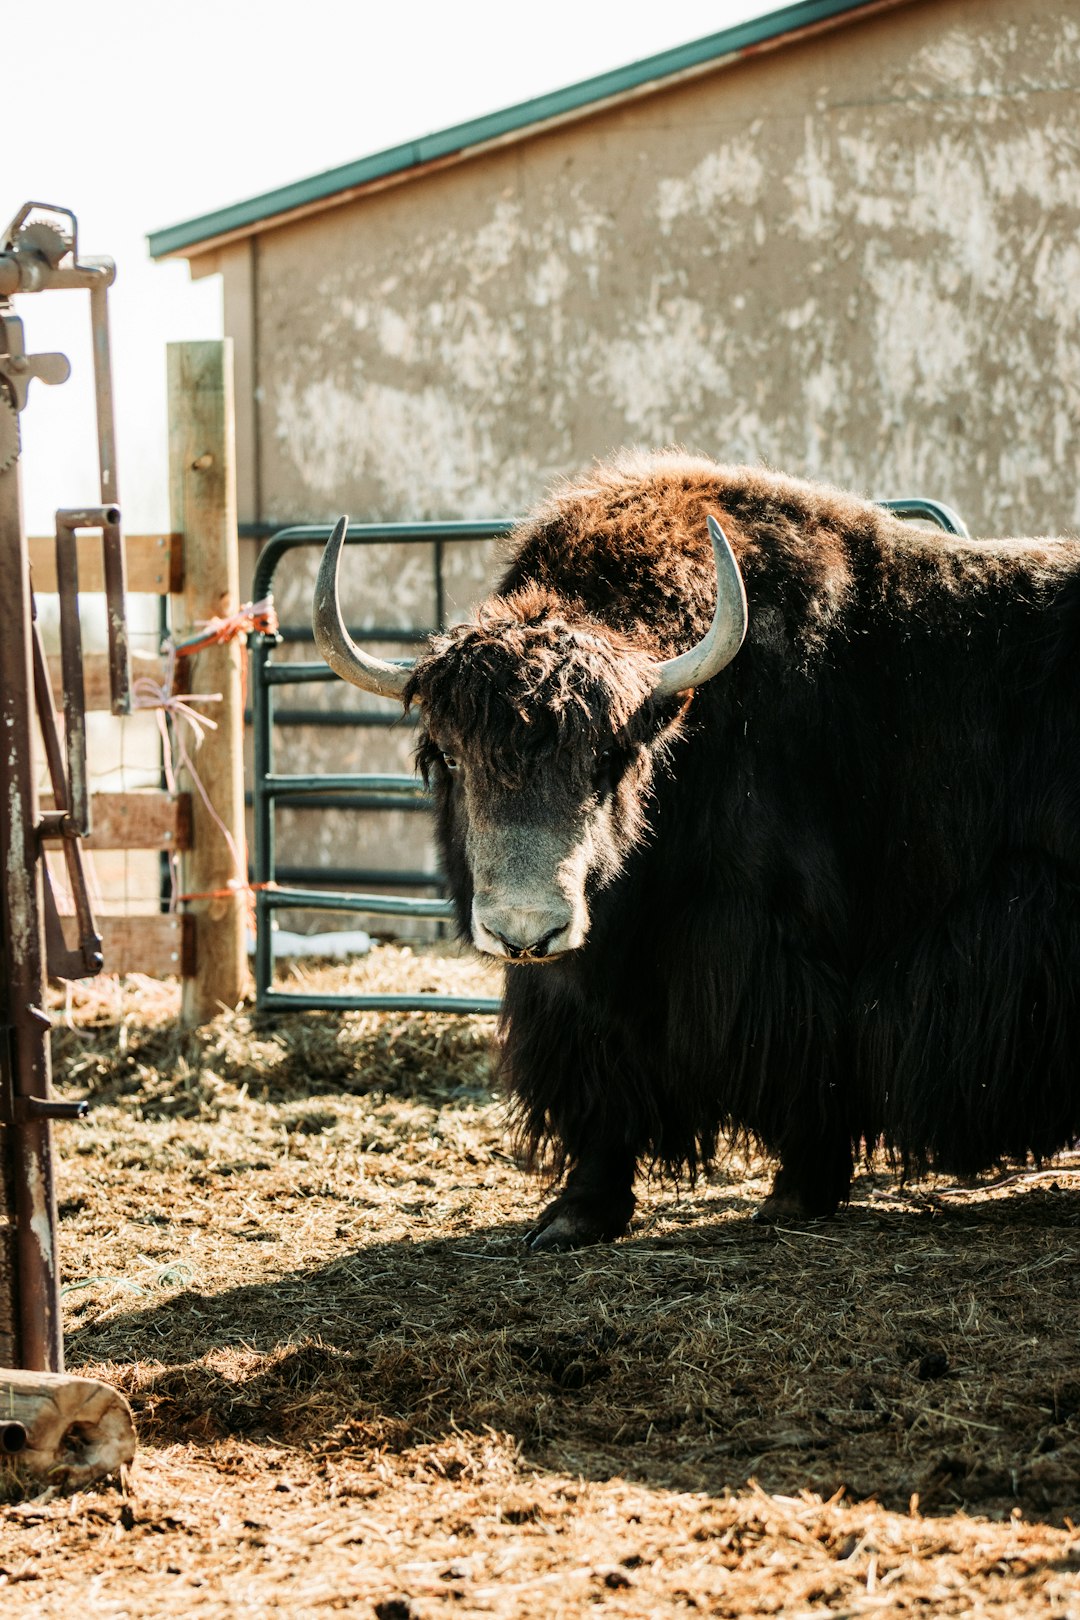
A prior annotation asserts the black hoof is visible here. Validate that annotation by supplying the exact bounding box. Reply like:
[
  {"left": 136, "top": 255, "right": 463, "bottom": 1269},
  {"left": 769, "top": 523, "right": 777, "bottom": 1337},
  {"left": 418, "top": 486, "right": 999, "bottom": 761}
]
[
  {"left": 525, "top": 1191, "right": 632, "bottom": 1253},
  {"left": 526, "top": 1210, "right": 609, "bottom": 1252}
]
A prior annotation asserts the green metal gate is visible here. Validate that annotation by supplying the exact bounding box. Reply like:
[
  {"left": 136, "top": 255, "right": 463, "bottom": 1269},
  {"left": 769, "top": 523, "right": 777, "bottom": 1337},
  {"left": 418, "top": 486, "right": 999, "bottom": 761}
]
[{"left": 248, "top": 519, "right": 511, "bottom": 1014}]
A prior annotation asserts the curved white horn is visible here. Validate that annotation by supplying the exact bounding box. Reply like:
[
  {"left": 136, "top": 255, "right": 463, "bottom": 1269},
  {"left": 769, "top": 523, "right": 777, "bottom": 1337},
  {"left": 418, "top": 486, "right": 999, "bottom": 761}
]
[
  {"left": 651, "top": 514, "right": 748, "bottom": 699},
  {"left": 312, "top": 516, "right": 412, "bottom": 699}
]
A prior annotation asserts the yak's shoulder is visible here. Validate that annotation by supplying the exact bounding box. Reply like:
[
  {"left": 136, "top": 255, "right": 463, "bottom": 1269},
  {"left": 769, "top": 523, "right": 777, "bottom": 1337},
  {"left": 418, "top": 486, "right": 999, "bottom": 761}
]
[
  {"left": 499, "top": 451, "right": 888, "bottom": 595},
  {"left": 499, "top": 452, "right": 1080, "bottom": 649},
  {"left": 496, "top": 454, "right": 896, "bottom": 654}
]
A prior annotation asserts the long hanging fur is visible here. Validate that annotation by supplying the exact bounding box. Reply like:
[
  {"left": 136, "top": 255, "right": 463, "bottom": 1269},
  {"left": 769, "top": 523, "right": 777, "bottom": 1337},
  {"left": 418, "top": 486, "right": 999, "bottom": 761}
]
[{"left": 405, "top": 450, "right": 1080, "bottom": 1212}]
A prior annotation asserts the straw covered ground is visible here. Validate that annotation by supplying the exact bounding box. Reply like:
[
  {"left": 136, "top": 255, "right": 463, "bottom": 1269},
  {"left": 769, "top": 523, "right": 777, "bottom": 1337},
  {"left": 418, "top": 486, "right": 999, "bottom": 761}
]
[{"left": 2, "top": 945, "right": 1079, "bottom": 1617}]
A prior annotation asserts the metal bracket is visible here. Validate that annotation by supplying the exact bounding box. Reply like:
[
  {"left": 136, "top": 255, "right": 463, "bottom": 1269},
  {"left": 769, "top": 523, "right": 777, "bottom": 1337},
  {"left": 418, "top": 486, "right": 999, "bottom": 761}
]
[
  {"left": 0, "top": 311, "right": 70, "bottom": 414},
  {"left": 30, "top": 615, "right": 105, "bottom": 980},
  {"left": 55, "top": 505, "right": 130, "bottom": 723},
  {"left": 40, "top": 859, "right": 103, "bottom": 982}
]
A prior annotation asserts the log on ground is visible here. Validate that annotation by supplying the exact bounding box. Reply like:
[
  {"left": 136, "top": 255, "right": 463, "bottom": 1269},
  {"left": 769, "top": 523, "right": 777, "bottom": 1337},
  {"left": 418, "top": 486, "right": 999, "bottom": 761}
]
[{"left": 0, "top": 1368, "right": 135, "bottom": 1486}]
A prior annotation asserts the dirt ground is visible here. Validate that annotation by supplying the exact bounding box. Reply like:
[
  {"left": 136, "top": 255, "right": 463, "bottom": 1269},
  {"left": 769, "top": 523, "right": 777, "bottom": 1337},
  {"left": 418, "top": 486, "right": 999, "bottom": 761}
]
[{"left": 2, "top": 946, "right": 1078, "bottom": 1617}]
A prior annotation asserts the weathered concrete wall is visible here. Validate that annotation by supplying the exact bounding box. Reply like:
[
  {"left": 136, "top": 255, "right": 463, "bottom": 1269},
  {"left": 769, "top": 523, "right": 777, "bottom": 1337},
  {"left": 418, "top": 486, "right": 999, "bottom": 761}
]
[
  {"left": 250, "top": 0, "right": 1080, "bottom": 537},
  {"left": 228, "top": 0, "right": 1080, "bottom": 924}
]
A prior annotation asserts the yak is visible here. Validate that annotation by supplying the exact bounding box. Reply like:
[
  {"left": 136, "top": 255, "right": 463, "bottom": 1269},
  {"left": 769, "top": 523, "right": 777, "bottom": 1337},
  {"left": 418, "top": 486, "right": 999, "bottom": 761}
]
[{"left": 313, "top": 450, "right": 1080, "bottom": 1250}]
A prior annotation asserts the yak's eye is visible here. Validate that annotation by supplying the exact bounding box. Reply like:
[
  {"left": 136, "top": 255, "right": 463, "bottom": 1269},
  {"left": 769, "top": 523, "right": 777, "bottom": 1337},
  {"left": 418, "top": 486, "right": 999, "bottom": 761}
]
[
  {"left": 442, "top": 752, "right": 461, "bottom": 772},
  {"left": 594, "top": 748, "right": 614, "bottom": 782}
]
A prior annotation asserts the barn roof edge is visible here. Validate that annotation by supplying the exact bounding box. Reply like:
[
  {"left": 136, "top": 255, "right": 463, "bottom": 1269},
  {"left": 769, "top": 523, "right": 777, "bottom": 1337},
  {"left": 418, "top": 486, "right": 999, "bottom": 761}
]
[{"left": 148, "top": 0, "right": 910, "bottom": 261}]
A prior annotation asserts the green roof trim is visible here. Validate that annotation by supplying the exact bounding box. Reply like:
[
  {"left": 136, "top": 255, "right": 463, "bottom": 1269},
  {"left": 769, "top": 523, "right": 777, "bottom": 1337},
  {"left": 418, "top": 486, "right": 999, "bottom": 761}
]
[{"left": 149, "top": 0, "right": 895, "bottom": 259}]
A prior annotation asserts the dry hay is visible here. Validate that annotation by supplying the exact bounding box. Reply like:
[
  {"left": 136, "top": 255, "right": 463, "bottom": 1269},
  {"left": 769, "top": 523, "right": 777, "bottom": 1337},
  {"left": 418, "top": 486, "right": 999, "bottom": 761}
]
[{"left": 2, "top": 944, "right": 1078, "bottom": 1616}]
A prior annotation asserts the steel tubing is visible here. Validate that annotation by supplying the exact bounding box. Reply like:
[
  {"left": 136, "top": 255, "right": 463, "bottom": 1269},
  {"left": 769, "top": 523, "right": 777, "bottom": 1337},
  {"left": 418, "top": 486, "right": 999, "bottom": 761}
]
[
  {"left": 88, "top": 283, "right": 129, "bottom": 715},
  {"left": 0, "top": 464, "right": 63, "bottom": 1373},
  {"left": 0, "top": 253, "right": 114, "bottom": 298},
  {"left": 260, "top": 990, "right": 500, "bottom": 1015},
  {"left": 264, "top": 884, "right": 454, "bottom": 919}
]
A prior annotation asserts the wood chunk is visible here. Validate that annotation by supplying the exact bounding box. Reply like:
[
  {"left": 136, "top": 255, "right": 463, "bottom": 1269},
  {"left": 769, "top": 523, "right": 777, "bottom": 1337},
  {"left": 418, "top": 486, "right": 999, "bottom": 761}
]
[{"left": 0, "top": 1368, "right": 136, "bottom": 1486}]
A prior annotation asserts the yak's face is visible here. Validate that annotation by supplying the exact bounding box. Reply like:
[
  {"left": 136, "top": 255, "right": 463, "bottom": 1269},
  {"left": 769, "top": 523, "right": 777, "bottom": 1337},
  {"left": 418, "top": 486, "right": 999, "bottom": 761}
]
[{"left": 408, "top": 594, "right": 683, "bottom": 963}]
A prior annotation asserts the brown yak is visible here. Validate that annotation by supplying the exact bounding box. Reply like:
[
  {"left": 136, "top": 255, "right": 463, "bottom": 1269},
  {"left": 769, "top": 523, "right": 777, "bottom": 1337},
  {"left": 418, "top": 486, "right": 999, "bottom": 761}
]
[{"left": 314, "top": 450, "right": 1080, "bottom": 1249}]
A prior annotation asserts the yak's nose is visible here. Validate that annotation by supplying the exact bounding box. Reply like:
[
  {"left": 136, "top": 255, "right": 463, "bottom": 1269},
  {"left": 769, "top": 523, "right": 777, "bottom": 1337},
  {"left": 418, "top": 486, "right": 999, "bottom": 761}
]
[
  {"left": 472, "top": 900, "right": 574, "bottom": 960},
  {"left": 494, "top": 923, "right": 566, "bottom": 960}
]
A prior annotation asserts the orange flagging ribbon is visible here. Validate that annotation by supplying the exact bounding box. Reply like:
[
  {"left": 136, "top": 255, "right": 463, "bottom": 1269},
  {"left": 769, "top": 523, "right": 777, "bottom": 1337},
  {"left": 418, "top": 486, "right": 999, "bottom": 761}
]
[{"left": 134, "top": 599, "right": 280, "bottom": 921}]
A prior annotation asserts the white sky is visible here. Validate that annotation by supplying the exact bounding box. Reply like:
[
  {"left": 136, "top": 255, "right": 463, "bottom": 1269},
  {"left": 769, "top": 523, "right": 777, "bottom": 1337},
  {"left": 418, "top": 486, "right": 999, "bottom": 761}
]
[{"left": 11, "top": 0, "right": 776, "bottom": 533}]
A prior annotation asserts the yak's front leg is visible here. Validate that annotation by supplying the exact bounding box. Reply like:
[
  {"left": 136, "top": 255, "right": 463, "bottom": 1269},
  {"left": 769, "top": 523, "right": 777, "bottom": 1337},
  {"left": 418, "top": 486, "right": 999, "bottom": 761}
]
[
  {"left": 758, "top": 1120, "right": 852, "bottom": 1220},
  {"left": 526, "top": 1141, "right": 637, "bottom": 1252}
]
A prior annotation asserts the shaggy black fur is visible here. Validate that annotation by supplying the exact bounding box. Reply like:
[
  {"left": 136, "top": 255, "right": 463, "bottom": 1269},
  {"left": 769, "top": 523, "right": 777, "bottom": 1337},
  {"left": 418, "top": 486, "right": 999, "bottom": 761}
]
[{"left": 404, "top": 450, "right": 1080, "bottom": 1240}]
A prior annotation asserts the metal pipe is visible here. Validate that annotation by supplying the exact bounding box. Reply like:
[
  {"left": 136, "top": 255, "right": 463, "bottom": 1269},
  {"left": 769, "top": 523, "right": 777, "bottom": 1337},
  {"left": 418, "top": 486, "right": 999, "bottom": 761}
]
[
  {"left": 251, "top": 633, "right": 275, "bottom": 1005},
  {"left": 269, "top": 865, "right": 442, "bottom": 888},
  {"left": 30, "top": 623, "right": 103, "bottom": 977},
  {"left": 263, "top": 772, "right": 425, "bottom": 796},
  {"left": 433, "top": 534, "right": 446, "bottom": 635},
  {"left": 262, "top": 661, "right": 407, "bottom": 688},
  {"left": 260, "top": 989, "right": 500, "bottom": 1015},
  {"left": 275, "top": 625, "right": 433, "bottom": 645},
  {"left": 52, "top": 504, "right": 129, "bottom": 716},
  {"left": 29, "top": 623, "right": 69, "bottom": 821},
  {"left": 55, "top": 506, "right": 120, "bottom": 529},
  {"left": 251, "top": 519, "right": 513, "bottom": 602},
  {"left": 87, "top": 281, "right": 129, "bottom": 715},
  {"left": 54, "top": 521, "right": 89, "bottom": 834},
  {"left": 1, "top": 1421, "right": 27, "bottom": 1454},
  {"left": 878, "top": 498, "right": 969, "bottom": 537},
  {"left": 265, "top": 885, "right": 453, "bottom": 919},
  {"left": 90, "top": 282, "right": 118, "bottom": 508},
  {"left": 248, "top": 791, "right": 432, "bottom": 813},
  {"left": 0, "top": 254, "right": 114, "bottom": 297},
  {"left": 0, "top": 462, "right": 63, "bottom": 1374},
  {"left": 22, "top": 1097, "right": 88, "bottom": 1122},
  {"left": 245, "top": 706, "right": 418, "bottom": 728}
]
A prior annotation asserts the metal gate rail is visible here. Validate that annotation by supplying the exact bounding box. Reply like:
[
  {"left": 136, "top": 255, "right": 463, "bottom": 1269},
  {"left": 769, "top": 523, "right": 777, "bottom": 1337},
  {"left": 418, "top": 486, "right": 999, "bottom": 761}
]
[
  {"left": 249, "top": 520, "right": 512, "bottom": 1014},
  {"left": 878, "top": 498, "right": 968, "bottom": 536}
]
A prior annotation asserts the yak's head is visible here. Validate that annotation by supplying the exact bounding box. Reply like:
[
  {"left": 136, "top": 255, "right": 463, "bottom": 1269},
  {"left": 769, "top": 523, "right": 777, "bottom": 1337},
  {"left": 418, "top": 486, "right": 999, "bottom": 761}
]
[{"left": 313, "top": 516, "right": 746, "bottom": 963}]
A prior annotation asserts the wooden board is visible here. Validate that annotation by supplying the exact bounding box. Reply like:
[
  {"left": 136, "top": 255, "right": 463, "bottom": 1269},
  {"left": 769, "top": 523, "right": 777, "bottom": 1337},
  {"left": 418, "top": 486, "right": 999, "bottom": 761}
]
[
  {"left": 28, "top": 532, "right": 181, "bottom": 595},
  {"left": 46, "top": 649, "right": 166, "bottom": 711},
  {"left": 97, "top": 913, "right": 195, "bottom": 979},
  {"left": 39, "top": 791, "right": 191, "bottom": 851}
]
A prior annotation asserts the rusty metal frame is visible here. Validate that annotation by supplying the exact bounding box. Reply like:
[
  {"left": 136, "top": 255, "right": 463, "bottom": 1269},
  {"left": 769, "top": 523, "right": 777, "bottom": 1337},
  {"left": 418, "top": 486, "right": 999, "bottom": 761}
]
[
  {"left": 0, "top": 204, "right": 126, "bottom": 1373},
  {"left": 31, "top": 603, "right": 104, "bottom": 982}
]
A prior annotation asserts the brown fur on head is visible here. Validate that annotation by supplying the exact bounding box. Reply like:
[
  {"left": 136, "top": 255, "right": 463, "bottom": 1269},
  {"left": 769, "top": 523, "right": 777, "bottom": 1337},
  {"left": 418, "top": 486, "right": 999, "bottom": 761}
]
[
  {"left": 406, "top": 583, "right": 667, "bottom": 794},
  {"left": 499, "top": 447, "right": 862, "bottom": 668}
]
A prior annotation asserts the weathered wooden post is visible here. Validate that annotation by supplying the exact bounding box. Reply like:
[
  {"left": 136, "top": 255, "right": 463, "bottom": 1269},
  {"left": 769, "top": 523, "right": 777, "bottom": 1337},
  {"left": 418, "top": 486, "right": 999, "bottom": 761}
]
[{"left": 168, "top": 340, "right": 249, "bottom": 1023}]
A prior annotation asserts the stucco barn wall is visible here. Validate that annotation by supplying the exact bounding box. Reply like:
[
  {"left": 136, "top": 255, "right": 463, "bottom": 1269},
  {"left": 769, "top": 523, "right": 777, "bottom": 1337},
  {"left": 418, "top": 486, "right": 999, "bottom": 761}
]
[
  {"left": 250, "top": 0, "right": 1080, "bottom": 537},
  {"left": 228, "top": 0, "right": 1080, "bottom": 923}
]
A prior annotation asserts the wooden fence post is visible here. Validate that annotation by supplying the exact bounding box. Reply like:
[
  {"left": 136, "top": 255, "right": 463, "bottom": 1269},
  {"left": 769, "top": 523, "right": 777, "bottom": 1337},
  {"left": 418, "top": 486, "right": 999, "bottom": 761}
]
[{"left": 168, "top": 341, "right": 249, "bottom": 1023}]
